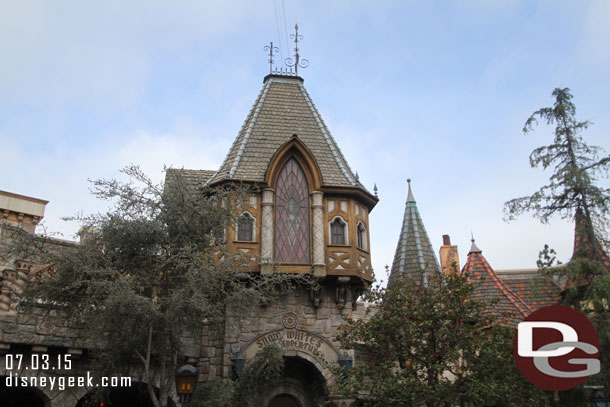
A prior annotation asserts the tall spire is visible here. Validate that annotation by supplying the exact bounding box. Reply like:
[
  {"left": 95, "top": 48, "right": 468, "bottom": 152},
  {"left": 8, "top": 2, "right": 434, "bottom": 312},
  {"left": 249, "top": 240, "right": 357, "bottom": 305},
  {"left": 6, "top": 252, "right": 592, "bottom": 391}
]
[
  {"left": 389, "top": 179, "right": 440, "bottom": 287},
  {"left": 407, "top": 178, "right": 415, "bottom": 202}
]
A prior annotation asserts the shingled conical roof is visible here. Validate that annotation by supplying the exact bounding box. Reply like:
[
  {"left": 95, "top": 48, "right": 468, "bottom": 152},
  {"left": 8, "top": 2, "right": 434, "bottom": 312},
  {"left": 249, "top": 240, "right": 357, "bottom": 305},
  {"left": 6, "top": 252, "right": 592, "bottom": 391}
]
[
  {"left": 389, "top": 180, "right": 440, "bottom": 287},
  {"left": 462, "top": 240, "right": 532, "bottom": 326},
  {"left": 203, "top": 75, "right": 366, "bottom": 192}
]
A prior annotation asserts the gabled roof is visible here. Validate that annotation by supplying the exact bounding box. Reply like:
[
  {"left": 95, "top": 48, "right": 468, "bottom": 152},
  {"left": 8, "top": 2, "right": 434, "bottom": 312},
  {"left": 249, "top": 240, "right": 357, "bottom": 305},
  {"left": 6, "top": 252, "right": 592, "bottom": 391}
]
[
  {"left": 389, "top": 180, "right": 440, "bottom": 287},
  {"left": 462, "top": 240, "right": 532, "bottom": 326},
  {"left": 499, "top": 273, "right": 560, "bottom": 312},
  {"left": 203, "top": 75, "right": 364, "bottom": 191},
  {"left": 164, "top": 169, "right": 216, "bottom": 190}
]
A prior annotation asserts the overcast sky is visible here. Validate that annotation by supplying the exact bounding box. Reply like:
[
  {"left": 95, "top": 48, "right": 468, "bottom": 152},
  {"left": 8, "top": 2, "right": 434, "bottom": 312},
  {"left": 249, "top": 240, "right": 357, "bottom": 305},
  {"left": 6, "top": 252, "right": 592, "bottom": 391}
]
[{"left": 2, "top": 1, "right": 609, "bottom": 283}]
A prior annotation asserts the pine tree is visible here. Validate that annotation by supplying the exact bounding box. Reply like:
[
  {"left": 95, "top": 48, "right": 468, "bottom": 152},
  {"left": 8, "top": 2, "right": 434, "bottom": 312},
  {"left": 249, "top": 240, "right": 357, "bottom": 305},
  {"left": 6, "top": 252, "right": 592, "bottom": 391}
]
[
  {"left": 504, "top": 88, "right": 610, "bottom": 403},
  {"left": 504, "top": 87, "right": 610, "bottom": 270}
]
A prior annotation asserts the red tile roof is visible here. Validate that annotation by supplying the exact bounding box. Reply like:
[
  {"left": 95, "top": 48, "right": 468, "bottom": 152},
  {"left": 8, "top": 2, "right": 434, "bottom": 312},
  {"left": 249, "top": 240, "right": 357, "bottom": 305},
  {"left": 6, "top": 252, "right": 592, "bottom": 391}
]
[
  {"left": 500, "top": 274, "right": 560, "bottom": 311},
  {"left": 462, "top": 244, "right": 532, "bottom": 326}
]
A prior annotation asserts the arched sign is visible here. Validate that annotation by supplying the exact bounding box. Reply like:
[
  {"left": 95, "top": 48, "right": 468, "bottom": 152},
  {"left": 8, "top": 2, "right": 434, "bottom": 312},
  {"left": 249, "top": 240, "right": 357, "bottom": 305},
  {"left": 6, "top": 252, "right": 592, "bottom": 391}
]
[{"left": 242, "top": 328, "right": 340, "bottom": 369}]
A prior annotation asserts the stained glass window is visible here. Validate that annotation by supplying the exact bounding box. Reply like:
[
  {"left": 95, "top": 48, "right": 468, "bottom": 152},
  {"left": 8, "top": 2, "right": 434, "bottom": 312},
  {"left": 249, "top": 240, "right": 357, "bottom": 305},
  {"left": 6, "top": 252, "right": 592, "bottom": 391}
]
[
  {"left": 331, "top": 218, "right": 346, "bottom": 245},
  {"left": 275, "top": 158, "right": 310, "bottom": 263}
]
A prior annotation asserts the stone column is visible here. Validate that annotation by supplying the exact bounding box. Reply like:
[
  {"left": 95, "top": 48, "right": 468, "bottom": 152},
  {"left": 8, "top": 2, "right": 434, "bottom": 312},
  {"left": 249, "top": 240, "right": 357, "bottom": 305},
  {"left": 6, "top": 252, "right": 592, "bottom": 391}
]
[
  {"left": 311, "top": 191, "right": 326, "bottom": 278},
  {"left": 0, "top": 261, "right": 28, "bottom": 313},
  {"left": 260, "top": 188, "right": 275, "bottom": 275}
]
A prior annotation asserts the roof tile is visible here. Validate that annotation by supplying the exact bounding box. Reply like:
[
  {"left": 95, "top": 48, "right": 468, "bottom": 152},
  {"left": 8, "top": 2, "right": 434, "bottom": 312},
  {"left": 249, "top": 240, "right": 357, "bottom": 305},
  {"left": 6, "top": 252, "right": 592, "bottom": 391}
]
[{"left": 203, "top": 76, "right": 364, "bottom": 191}]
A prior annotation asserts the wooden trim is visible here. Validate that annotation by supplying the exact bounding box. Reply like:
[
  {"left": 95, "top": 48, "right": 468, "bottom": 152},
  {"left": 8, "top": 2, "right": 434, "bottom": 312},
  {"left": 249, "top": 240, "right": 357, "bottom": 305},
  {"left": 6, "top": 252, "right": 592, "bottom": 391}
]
[
  {"left": 265, "top": 135, "right": 323, "bottom": 191},
  {"left": 276, "top": 265, "right": 312, "bottom": 274},
  {"left": 320, "top": 186, "right": 378, "bottom": 210}
]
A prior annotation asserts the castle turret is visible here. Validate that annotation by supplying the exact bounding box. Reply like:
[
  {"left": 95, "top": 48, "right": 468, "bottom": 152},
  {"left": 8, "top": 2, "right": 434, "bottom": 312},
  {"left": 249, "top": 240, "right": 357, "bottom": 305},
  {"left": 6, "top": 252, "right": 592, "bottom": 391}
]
[
  {"left": 389, "top": 179, "right": 440, "bottom": 287},
  {"left": 168, "top": 74, "right": 377, "bottom": 287}
]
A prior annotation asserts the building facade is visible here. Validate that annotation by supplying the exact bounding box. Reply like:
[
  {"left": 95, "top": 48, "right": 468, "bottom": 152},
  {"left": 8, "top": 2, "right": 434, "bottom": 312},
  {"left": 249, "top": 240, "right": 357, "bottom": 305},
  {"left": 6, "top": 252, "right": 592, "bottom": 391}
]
[
  {"left": 0, "top": 73, "right": 378, "bottom": 407},
  {"left": 169, "top": 73, "right": 378, "bottom": 407}
]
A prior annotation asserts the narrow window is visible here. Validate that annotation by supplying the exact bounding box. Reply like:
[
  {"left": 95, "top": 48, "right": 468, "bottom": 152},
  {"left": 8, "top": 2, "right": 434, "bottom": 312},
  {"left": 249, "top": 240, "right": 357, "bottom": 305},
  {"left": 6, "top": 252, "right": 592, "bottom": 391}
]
[
  {"left": 275, "top": 158, "right": 310, "bottom": 263},
  {"left": 331, "top": 218, "right": 346, "bottom": 245},
  {"left": 357, "top": 222, "right": 367, "bottom": 250},
  {"left": 237, "top": 213, "right": 254, "bottom": 241}
]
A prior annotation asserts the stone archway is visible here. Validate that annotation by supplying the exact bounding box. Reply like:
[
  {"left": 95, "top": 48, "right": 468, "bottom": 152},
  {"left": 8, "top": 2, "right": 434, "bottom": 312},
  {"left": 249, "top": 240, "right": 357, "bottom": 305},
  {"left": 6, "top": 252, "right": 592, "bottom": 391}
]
[
  {"left": 260, "top": 356, "right": 327, "bottom": 407},
  {"left": 241, "top": 327, "right": 342, "bottom": 406}
]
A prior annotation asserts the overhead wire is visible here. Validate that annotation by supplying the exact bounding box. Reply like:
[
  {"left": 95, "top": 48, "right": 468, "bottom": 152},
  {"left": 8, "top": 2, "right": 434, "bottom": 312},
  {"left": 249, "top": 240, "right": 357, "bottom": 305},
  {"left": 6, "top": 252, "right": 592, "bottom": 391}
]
[
  {"left": 281, "top": 0, "right": 290, "bottom": 62},
  {"left": 273, "top": 0, "right": 285, "bottom": 66}
]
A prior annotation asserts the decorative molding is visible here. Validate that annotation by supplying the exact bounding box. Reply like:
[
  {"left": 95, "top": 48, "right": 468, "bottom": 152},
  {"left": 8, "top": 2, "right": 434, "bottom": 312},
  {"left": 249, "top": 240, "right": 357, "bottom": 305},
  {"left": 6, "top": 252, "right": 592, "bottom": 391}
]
[
  {"left": 260, "top": 189, "right": 275, "bottom": 274},
  {"left": 282, "top": 312, "right": 299, "bottom": 329},
  {"left": 264, "top": 135, "right": 323, "bottom": 191},
  {"left": 311, "top": 191, "right": 325, "bottom": 277}
]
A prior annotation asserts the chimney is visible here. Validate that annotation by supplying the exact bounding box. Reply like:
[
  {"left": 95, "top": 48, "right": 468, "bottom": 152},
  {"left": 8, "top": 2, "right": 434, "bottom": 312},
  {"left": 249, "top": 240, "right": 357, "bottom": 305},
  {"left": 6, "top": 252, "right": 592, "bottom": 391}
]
[{"left": 439, "top": 234, "right": 460, "bottom": 275}]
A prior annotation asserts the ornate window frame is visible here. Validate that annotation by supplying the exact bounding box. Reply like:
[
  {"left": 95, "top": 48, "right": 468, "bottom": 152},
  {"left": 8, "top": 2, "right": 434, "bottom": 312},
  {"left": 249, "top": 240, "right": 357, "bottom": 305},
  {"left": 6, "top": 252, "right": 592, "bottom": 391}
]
[
  {"left": 329, "top": 215, "right": 348, "bottom": 246},
  {"left": 235, "top": 211, "right": 256, "bottom": 242},
  {"left": 356, "top": 221, "right": 368, "bottom": 251},
  {"left": 274, "top": 157, "right": 311, "bottom": 264}
]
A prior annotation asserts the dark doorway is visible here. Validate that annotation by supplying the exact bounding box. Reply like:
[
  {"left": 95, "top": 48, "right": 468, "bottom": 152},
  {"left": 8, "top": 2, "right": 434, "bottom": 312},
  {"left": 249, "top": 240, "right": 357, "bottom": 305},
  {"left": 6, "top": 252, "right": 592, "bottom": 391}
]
[
  {"left": 262, "top": 356, "right": 327, "bottom": 407},
  {"left": 0, "top": 380, "right": 48, "bottom": 407},
  {"left": 269, "top": 394, "right": 301, "bottom": 407}
]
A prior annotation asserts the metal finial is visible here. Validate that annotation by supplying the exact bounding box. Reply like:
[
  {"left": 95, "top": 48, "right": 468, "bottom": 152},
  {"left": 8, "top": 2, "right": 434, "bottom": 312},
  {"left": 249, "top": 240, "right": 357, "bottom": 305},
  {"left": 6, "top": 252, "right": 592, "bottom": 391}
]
[
  {"left": 374, "top": 183, "right": 378, "bottom": 196},
  {"left": 407, "top": 178, "right": 415, "bottom": 202},
  {"left": 355, "top": 171, "right": 360, "bottom": 181},
  {"left": 264, "top": 41, "right": 279, "bottom": 74},
  {"left": 469, "top": 231, "right": 482, "bottom": 253},
  {"left": 285, "top": 24, "right": 309, "bottom": 76}
]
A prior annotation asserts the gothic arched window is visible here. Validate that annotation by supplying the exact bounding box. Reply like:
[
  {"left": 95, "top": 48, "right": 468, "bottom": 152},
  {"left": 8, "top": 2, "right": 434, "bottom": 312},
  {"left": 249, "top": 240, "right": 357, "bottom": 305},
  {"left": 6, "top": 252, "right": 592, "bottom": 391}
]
[
  {"left": 275, "top": 158, "right": 310, "bottom": 263},
  {"left": 357, "top": 221, "right": 367, "bottom": 250},
  {"left": 237, "top": 212, "right": 255, "bottom": 242},
  {"left": 330, "top": 217, "right": 346, "bottom": 245}
]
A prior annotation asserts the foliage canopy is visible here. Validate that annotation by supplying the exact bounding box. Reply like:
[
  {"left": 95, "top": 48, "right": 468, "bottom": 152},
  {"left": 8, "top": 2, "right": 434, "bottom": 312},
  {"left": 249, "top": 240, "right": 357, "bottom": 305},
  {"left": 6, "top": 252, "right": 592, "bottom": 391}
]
[
  {"left": 337, "top": 271, "right": 547, "bottom": 407},
  {"left": 5, "top": 166, "right": 307, "bottom": 407}
]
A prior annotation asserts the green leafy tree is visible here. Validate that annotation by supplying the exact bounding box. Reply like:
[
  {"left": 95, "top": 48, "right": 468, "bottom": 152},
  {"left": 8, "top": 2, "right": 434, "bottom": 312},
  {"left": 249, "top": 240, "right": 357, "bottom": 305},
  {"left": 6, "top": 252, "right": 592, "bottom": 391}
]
[
  {"left": 5, "top": 166, "right": 305, "bottom": 407},
  {"left": 504, "top": 87, "right": 610, "bottom": 404},
  {"left": 336, "top": 271, "right": 547, "bottom": 407}
]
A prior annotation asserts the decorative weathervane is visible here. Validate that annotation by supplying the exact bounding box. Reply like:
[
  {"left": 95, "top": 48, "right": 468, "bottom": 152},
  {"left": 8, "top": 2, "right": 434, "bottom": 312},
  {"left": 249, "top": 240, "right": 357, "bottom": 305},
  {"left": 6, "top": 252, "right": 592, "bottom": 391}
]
[
  {"left": 284, "top": 24, "right": 309, "bottom": 76},
  {"left": 264, "top": 24, "right": 309, "bottom": 76},
  {"left": 264, "top": 41, "right": 279, "bottom": 74}
]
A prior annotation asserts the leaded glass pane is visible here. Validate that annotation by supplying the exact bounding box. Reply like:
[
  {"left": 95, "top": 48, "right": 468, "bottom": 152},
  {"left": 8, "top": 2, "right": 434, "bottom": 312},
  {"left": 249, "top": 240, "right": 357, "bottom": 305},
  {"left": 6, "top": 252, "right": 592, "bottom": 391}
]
[
  {"left": 238, "top": 215, "right": 253, "bottom": 241},
  {"left": 275, "top": 158, "right": 310, "bottom": 263},
  {"left": 331, "top": 219, "right": 345, "bottom": 245},
  {"left": 357, "top": 223, "right": 366, "bottom": 249}
]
